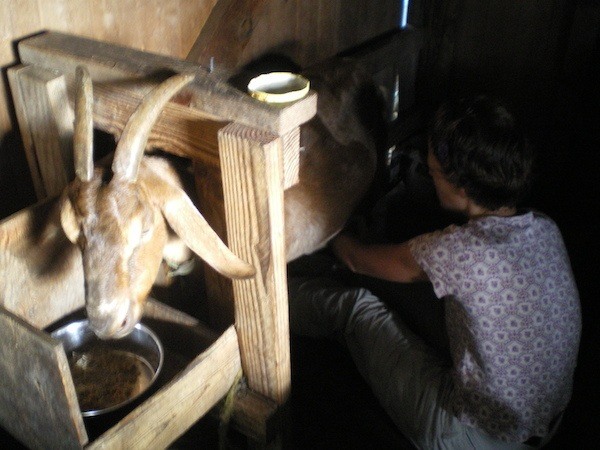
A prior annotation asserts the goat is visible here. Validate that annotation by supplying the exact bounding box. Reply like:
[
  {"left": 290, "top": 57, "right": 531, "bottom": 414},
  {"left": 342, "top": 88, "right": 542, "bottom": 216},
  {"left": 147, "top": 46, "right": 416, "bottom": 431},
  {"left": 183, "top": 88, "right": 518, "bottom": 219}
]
[
  {"left": 1, "top": 60, "right": 382, "bottom": 338},
  {"left": 1, "top": 67, "right": 254, "bottom": 340}
]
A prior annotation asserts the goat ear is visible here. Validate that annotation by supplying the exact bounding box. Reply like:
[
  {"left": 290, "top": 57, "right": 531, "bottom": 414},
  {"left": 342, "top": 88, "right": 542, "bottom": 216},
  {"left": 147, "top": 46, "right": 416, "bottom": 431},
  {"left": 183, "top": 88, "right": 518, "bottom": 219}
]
[
  {"left": 59, "top": 195, "right": 81, "bottom": 244},
  {"left": 142, "top": 169, "right": 255, "bottom": 279}
]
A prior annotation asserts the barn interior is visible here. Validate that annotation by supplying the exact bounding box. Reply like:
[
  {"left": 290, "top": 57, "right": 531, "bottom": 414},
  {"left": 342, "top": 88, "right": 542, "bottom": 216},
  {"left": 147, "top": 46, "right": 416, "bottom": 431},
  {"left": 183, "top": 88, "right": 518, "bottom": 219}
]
[{"left": 0, "top": 1, "right": 598, "bottom": 448}]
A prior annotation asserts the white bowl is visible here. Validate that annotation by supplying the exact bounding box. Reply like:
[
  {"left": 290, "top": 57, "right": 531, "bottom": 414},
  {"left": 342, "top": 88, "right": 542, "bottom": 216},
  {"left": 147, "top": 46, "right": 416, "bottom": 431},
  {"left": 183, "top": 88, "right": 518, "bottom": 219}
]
[{"left": 248, "top": 72, "right": 310, "bottom": 103}]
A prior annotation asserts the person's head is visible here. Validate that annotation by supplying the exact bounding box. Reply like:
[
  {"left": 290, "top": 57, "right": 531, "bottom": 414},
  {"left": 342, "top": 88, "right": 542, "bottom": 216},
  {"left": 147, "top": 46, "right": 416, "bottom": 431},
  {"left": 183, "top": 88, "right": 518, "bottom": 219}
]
[{"left": 427, "top": 95, "right": 533, "bottom": 212}]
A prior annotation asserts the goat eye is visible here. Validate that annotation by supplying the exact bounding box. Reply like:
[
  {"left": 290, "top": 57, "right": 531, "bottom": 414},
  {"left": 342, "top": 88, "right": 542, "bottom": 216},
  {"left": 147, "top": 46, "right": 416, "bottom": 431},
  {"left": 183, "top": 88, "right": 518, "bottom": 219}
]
[
  {"left": 140, "top": 218, "right": 154, "bottom": 241},
  {"left": 136, "top": 210, "right": 154, "bottom": 241}
]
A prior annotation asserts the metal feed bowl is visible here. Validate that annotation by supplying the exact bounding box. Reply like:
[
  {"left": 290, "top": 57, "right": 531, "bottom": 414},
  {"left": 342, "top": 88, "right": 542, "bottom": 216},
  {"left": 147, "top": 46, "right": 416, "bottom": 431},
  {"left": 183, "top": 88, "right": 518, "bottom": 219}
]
[{"left": 51, "top": 319, "right": 163, "bottom": 417}]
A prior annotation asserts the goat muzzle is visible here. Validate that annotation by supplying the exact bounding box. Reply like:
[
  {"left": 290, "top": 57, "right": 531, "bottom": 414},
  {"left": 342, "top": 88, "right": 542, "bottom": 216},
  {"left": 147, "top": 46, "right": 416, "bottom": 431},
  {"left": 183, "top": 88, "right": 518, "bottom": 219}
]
[{"left": 87, "top": 297, "right": 141, "bottom": 340}]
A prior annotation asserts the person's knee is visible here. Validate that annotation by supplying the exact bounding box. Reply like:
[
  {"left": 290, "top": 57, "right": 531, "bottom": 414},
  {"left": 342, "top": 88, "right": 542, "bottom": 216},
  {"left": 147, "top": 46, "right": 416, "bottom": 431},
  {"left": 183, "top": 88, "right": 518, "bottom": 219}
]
[{"left": 288, "top": 276, "right": 364, "bottom": 337}]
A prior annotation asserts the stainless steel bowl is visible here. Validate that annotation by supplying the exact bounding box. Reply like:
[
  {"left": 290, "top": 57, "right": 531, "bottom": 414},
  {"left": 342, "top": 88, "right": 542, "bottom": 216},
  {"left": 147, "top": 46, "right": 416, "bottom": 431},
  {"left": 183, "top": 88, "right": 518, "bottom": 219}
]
[{"left": 51, "top": 320, "right": 163, "bottom": 417}]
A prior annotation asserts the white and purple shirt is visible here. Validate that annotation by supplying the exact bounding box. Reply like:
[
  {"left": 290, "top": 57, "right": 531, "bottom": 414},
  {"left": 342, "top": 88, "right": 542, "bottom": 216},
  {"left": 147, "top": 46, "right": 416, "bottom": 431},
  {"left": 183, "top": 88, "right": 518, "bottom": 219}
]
[{"left": 409, "top": 211, "right": 581, "bottom": 442}]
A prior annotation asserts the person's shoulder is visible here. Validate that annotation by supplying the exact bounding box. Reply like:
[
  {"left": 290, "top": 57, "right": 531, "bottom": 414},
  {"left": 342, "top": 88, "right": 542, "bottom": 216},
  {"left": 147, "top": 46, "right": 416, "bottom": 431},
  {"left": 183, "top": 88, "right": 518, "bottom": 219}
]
[{"left": 526, "top": 209, "right": 561, "bottom": 231}]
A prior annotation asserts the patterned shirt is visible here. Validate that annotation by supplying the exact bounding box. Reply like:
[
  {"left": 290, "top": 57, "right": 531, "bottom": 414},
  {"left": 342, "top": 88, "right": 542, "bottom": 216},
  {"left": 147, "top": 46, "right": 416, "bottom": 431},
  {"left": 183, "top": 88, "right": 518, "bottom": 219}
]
[{"left": 409, "top": 211, "right": 581, "bottom": 442}]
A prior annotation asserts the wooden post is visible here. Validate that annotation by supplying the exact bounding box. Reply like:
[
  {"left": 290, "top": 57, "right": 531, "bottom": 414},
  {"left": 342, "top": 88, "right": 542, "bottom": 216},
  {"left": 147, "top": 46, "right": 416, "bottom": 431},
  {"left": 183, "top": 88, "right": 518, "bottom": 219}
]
[
  {"left": 8, "top": 65, "right": 75, "bottom": 199},
  {"left": 219, "top": 122, "right": 290, "bottom": 404}
]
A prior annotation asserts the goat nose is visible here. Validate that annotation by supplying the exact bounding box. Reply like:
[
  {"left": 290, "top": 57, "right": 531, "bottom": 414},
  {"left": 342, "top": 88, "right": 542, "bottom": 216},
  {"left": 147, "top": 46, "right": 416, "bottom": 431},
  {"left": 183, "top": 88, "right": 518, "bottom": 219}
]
[
  {"left": 88, "top": 299, "right": 131, "bottom": 339},
  {"left": 92, "top": 316, "right": 133, "bottom": 340}
]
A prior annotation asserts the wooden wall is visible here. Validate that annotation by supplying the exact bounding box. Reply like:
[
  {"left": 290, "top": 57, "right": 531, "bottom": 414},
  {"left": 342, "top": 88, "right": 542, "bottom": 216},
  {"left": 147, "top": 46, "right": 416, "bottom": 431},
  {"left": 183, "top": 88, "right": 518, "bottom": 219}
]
[
  {"left": 0, "top": 0, "right": 216, "bottom": 217},
  {"left": 0, "top": 0, "right": 399, "bottom": 218},
  {"left": 238, "top": 0, "right": 400, "bottom": 67},
  {"left": 415, "top": 0, "right": 571, "bottom": 111},
  {"left": 0, "top": 0, "right": 216, "bottom": 140}
]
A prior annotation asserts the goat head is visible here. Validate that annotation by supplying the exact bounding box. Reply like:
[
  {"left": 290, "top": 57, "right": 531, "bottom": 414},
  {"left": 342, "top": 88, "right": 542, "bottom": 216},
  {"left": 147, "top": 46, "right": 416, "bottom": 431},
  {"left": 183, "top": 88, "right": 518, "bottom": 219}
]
[{"left": 60, "top": 67, "right": 254, "bottom": 339}]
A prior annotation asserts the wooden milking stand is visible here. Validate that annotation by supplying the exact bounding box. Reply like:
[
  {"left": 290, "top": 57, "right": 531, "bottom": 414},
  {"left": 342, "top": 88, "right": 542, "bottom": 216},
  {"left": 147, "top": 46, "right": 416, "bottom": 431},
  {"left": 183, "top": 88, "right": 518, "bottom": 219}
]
[{"left": 1, "top": 32, "right": 315, "bottom": 448}]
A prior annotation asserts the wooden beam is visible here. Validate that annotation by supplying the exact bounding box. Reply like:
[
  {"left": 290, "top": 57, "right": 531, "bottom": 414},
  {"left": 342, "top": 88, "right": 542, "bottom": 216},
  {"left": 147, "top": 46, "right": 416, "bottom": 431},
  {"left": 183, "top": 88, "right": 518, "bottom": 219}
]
[
  {"left": 90, "top": 325, "right": 242, "bottom": 449},
  {"left": 186, "top": 0, "right": 270, "bottom": 76},
  {"left": 144, "top": 298, "right": 281, "bottom": 444},
  {"left": 17, "top": 31, "right": 316, "bottom": 137},
  {"left": 219, "top": 122, "right": 290, "bottom": 404},
  {"left": 7, "top": 65, "right": 75, "bottom": 199},
  {"left": 228, "top": 389, "right": 281, "bottom": 445},
  {"left": 0, "top": 198, "right": 85, "bottom": 329},
  {"left": 92, "top": 81, "right": 226, "bottom": 167},
  {"left": 0, "top": 306, "right": 87, "bottom": 449}
]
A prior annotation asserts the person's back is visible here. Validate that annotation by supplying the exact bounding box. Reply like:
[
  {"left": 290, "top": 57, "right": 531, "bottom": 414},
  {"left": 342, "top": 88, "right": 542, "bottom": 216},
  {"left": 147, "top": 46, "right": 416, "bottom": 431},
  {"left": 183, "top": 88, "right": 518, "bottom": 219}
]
[{"left": 410, "top": 210, "right": 581, "bottom": 442}]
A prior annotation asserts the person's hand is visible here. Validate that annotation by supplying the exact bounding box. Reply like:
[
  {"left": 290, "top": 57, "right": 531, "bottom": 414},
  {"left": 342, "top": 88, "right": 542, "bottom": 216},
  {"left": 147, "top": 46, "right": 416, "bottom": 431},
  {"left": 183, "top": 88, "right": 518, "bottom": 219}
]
[{"left": 331, "top": 233, "right": 358, "bottom": 271}]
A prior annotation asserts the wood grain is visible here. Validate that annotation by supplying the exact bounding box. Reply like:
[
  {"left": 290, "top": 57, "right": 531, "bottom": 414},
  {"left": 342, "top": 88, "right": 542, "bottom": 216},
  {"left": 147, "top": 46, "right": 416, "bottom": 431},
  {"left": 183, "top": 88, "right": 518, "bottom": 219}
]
[
  {"left": 7, "top": 65, "right": 75, "bottom": 199},
  {"left": 18, "top": 31, "right": 317, "bottom": 136},
  {"left": 219, "top": 122, "right": 290, "bottom": 404},
  {"left": 0, "top": 306, "right": 87, "bottom": 449},
  {"left": 89, "top": 325, "right": 241, "bottom": 449}
]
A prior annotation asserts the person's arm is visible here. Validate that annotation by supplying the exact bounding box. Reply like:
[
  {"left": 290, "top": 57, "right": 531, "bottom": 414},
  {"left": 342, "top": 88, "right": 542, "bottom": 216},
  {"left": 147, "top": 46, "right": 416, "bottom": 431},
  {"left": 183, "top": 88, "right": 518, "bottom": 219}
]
[{"left": 331, "top": 233, "right": 428, "bottom": 283}]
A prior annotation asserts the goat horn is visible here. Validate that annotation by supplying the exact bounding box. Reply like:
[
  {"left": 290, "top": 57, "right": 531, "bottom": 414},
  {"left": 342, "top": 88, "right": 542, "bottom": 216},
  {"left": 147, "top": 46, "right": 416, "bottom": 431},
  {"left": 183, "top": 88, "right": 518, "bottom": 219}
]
[
  {"left": 112, "top": 73, "right": 196, "bottom": 181},
  {"left": 74, "top": 66, "right": 94, "bottom": 181}
]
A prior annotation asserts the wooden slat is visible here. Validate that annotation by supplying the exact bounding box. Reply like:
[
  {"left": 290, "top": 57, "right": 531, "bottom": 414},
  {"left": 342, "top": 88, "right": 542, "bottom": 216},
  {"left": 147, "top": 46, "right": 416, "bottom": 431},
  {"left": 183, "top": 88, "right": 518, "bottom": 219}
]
[
  {"left": 92, "top": 81, "right": 226, "bottom": 168},
  {"left": 219, "top": 122, "right": 290, "bottom": 404},
  {"left": 7, "top": 65, "right": 46, "bottom": 199},
  {"left": 89, "top": 325, "right": 241, "bottom": 449},
  {"left": 0, "top": 198, "right": 85, "bottom": 329},
  {"left": 227, "top": 388, "right": 280, "bottom": 445},
  {"left": 281, "top": 126, "right": 300, "bottom": 189},
  {"left": 17, "top": 31, "right": 317, "bottom": 136},
  {"left": 7, "top": 65, "right": 75, "bottom": 199},
  {"left": 186, "top": 0, "right": 270, "bottom": 77},
  {"left": 143, "top": 299, "right": 281, "bottom": 444},
  {"left": 0, "top": 306, "right": 87, "bottom": 449}
]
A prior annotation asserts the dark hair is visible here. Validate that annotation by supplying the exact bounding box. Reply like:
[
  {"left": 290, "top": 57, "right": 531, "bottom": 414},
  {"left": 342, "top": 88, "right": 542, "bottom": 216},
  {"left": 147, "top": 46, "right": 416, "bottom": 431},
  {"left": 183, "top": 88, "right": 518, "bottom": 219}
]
[{"left": 428, "top": 95, "right": 533, "bottom": 210}]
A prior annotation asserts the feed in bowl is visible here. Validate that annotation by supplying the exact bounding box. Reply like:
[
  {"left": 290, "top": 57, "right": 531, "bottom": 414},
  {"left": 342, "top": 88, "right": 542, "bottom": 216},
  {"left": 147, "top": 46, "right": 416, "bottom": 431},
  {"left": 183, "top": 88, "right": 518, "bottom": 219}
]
[{"left": 51, "top": 320, "right": 163, "bottom": 417}]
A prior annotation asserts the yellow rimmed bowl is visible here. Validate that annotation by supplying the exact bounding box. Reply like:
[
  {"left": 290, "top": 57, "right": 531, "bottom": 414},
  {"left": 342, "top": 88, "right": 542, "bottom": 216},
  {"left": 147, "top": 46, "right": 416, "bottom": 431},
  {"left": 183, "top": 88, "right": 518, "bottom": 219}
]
[{"left": 247, "top": 72, "right": 310, "bottom": 104}]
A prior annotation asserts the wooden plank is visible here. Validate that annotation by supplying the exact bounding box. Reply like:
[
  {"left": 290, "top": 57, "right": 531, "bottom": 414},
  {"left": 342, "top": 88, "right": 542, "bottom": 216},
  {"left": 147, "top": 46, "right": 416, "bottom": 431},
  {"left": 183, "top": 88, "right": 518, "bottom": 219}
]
[
  {"left": 0, "top": 306, "right": 87, "bottom": 449},
  {"left": 228, "top": 389, "right": 280, "bottom": 445},
  {"left": 186, "top": 0, "right": 270, "bottom": 76},
  {"left": 143, "top": 298, "right": 280, "bottom": 444},
  {"left": 0, "top": 198, "right": 85, "bottom": 329},
  {"left": 219, "top": 123, "right": 290, "bottom": 404},
  {"left": 7, "top": 64, "right": 74, "bottom": 199},
  {"left": 89, "top": 325, "right": 242, "bottom": 449},
  {"left": 17, "top": 31, "right": 317, "bottom": 136},
  {"left": 191, "top": 128, "right": 297, "bottom": 332},
  {"left": 144, "top": 297, "right": 204, "bottom": 329},
  {"left": 91, "top": 81, "right": 226, "bottom": 167},
  {"left": 7, "top": 65, "right": 47, "bottom": 199},
  {"left": 282, "top": 126, "right": 300, "bottom": 189}
]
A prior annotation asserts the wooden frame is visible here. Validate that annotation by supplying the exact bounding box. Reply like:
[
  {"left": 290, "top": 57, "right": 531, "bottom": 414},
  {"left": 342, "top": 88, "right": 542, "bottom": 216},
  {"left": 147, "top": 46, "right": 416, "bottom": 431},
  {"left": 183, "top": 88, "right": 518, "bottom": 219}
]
[{"left": 2, "top": 31, "right": 316, "bottom": 448}]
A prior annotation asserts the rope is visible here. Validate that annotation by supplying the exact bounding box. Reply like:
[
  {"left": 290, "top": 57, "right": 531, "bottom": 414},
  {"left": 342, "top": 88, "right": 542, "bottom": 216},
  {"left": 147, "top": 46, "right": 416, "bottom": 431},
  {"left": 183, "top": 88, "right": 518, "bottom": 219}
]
[{"left": 218, "top": 368, "right": 244, "bottom": 450}]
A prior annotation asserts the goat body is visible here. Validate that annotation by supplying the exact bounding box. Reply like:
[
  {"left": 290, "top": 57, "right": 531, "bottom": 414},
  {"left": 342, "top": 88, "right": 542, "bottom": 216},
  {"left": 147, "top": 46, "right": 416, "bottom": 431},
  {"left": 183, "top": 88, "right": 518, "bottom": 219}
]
[{"left": 284, "top": 58, "right": 384, "bottom": 261}]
